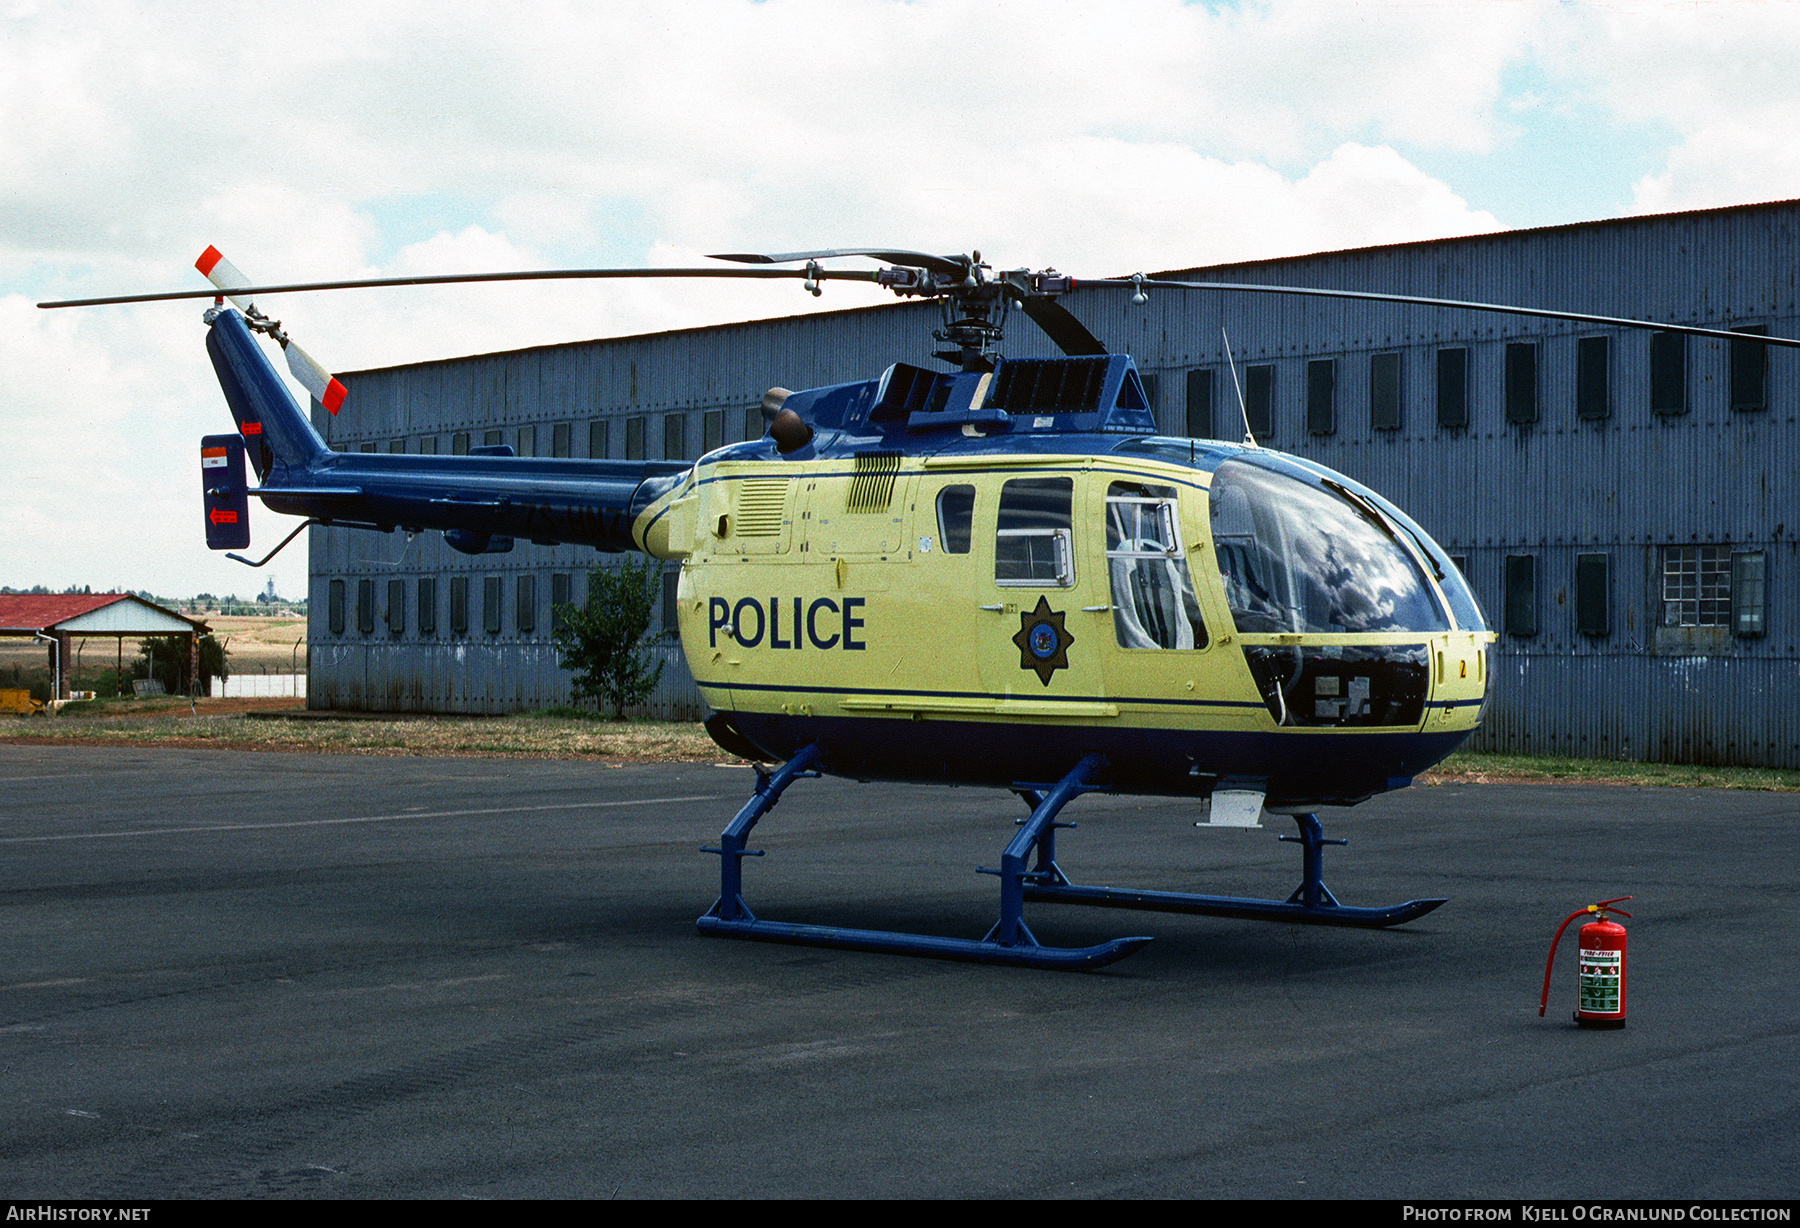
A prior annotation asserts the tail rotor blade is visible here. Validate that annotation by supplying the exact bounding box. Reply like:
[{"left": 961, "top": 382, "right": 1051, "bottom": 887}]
[
  {"left": 195, "top": 245, "right": 256, "bottom": 311},
  {"left": 284, "top": 338, "right": 347, "bottom": 415}
]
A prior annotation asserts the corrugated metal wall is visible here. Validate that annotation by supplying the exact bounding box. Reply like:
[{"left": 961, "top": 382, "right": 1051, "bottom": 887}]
[{"left": 308, "top": 201, "right": 1800, "bottom": 765}]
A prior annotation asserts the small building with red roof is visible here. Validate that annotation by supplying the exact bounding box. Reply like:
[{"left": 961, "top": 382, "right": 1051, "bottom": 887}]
[{"left": 0, "top": 593, "right": 208, "bottom": 699}]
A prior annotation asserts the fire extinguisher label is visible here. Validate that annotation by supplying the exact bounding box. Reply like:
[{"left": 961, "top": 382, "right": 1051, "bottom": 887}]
[{"left": 1579, "top": 947, "right": 1622, "bottom": 1014}]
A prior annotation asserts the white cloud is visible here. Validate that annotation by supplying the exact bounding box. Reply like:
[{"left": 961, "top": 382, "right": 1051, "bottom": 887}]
[{"left": 7, "top": 0, "right": 1786, "bottom": 596}]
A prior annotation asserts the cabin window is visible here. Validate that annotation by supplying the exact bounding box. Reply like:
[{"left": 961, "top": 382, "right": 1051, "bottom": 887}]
[
  {"left": 450, "top": 576, "right": 469, "bottom": 634},
  {"left": 1185, "top": 368, "right": 1213, "bottom": 438},
  {"left": 935, "top": 485, "right": 975, "bottom": 554},
  {"left": 1210, "top": 459, "right": 1449, "bottom": 635},
  {"left": 1436, "top": 348, "right": 1468, "bottom": 428},
  {"left": 1731, "top": 325, "right": 1768, "bottom": 412},
  {"left": 1576, "top": 553, "right": 1609, "bottom": 637},
  {"left": 1577, "top": 336, "right": 1610, "bottom": 420},
  {"left": 1651, "top": 332, "right": 1687, "bottom": 416},
  {"left": 1369, "top": 352, "right": 1401, "bottom": 430},
  {"left": 1505, "top": 342, "right": 1538, "bottom": 424},
  {"left": 1106, "top": 482, "right": 1207, "bottom": 650},
  {"left": 995, "top": 477, "right": 1074, "bottom": 587},
  {"left": 418, "top": 577, "right": 437, "bottom": 636}
]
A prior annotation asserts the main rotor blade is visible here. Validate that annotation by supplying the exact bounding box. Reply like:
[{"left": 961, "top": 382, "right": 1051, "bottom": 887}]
[
  {"left": 1117, "top": 277, "right": 1800, "bottom": 349},
  {"left": 709, "top": 248, "right": 971, "bottom": 277},
  {"left": 38, "top": 265, "right": 884, "bottom": 309},
  {"left": 1012, "top": 292, "right": 1107, "bottom": 356}
]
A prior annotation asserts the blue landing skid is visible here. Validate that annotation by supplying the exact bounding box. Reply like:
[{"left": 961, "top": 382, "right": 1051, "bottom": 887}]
[
  {"left": 1021, "top": 811, "right": 1447, "bottom": 929},
  {"left": 698, "top": 747, "right": 1153, "bottom": 971}
]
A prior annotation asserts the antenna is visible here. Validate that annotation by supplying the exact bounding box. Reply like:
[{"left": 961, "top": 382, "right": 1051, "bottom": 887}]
[{"left": 1221, "top": 326, "right": 1257, "bottom": 449}]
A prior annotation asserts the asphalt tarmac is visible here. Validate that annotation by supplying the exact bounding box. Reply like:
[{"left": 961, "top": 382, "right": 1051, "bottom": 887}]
[{"left": 0, "top": 744, "right": 1794, "bottom": 1200}]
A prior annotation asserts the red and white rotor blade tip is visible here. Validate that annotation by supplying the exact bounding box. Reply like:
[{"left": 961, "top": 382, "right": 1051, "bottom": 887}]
[
  {"left": 285, "top": 339, "right": 348, "bottom": 415},
  {"left": 195, "top": 245, "right": 255, "bottom": 311}
]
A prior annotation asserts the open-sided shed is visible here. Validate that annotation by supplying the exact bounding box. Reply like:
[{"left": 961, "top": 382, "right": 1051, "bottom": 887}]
[{"left": 0, "top": 594, "right": 208, "bottom": 699}]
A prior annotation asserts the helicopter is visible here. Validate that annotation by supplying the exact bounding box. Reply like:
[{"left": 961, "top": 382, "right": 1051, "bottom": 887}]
[{"left": 43, "top": 245, "right": 1800, "bottom": 969}]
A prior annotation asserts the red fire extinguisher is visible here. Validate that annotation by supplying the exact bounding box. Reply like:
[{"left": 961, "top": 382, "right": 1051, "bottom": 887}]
[{"left": 1538, "top": 896, "right": 1632, "bottom": 1028}]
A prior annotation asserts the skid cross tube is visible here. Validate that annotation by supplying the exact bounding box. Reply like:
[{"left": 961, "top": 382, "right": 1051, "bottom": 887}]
[
  {"left": 1022, "top": 808, "right": 1445, "bottom": 928},
  {"left": 696, "top": 747, "right": 1151, "bottom": 969}
]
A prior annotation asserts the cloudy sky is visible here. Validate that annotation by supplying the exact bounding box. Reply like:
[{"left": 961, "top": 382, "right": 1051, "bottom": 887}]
[{"left": 6, "top": 0, "right": 1800, "bottom": 601}]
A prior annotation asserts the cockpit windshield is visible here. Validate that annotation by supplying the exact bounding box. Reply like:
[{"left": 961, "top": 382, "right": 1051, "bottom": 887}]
[{"left": 1210, "top": 459, "right": 1450, "bottom": 635}]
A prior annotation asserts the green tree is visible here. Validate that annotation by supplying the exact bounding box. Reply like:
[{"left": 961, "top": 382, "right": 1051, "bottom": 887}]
[
  {"left": 551, "top": 559, "right": 667, "bottom": 719},
  {"left": 134, "top": 634, "right": 227, "bottom": 696}
]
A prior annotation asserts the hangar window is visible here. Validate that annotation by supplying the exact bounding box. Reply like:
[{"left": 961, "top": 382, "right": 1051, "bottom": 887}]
[
  {"left": 516, "top": 425, "right": 535, "bottom": 458},
  {"left": 1733, "top": 551, "right": 1766, "bottom": 637},
  {"left": 388, "top": 438, "right": 406, "bottom": 454},
  {"left": 1505, "top": 342, "right": 1538, "bottom": 424},
  {"left": 1185, "top": 368, "right": 1213, "bottom": 438},
  {"left": 450, "top": 577, "right": 469, "bottom": 635},
  {"left": 1243, "top": 365, "right": 1274, "bottom": 440},
  {"left": 550, "top": 572, "right": 571, "bottom": 632},
  {"left": 743, "top": 406, "right": 763, "bottom": 442},
  {"left": 1503, "top": 555, "right": 1536, "bottom": 637},
  {"left": 995, "top": 477, "right": 1074, "bottom": 587},
  {"left": 704, "top": 409, "right": 725, "bottom": 453},
  {"left": 484, "top": 430, "right": 503, "bottom": 448},
  {"left": 662, "top": 566, "right": 680, "bottom": 637},
  {"left": 1577, "top": 336, "right": 1610, "bottom": 420},
  {"left": 936, "top": 484, "right": 975, "bottom": 554},
  {"left": 357, "top": 578, "right": 375, "bottom": 635},
  {"left": 1731, "top": 325, "right": 1768, "bottom": 412},
  {"left": 418, "top": 578, "right": 437, "bottom": 636},
  {"left": 552, "top": 422, "right": 571, "bottom": 458},
  {"left": 359, "top": 442, "right": 378, "bottom": 454},
  {"left": 1651, "top": 332, "right": 1687, "bottom": 416},
  {"left": 417, "top": 435, "right": 437, "bottom": 455},
  {"left": 1369, "top": 352, "right": 1401, "bottom": 431},
  {"left": 589, "top": 418, "right": 609, "bottom": 459},
  {"left": 483, "top": 576, "right": 503, "bottom": 635},
  {"left": 1306, "top": 359, "right": 1336, "bottom": 435},
  {"left": 329, "top": 579, "right": 346, "bottom": 635},
  {"left": 1436, "top": 348, "right": 1468, "bottom": 428},
  {"left": 1106, "top": 481, "right": 1207, "bottom": 650},
  {"left": 625, "top": 416, "right": 646, "bottom": 460},
  {"left": 1139, "top": 373, "right": 1161, "bottom": 429},
  {"left": 663, "top": 413, "right": 686, "bottom": 461},
  {"left": 516, "top": 574, "right": 536, "bottom": 635},
  {"left": 1660, "top": 545, "right": 1729, "bottom": 627},
  {"left": 1576, "top": 554, "right": 1609, "bottom": 637},
  {"left": 452, "top": 432, "right": 470, "bottom": 455},
  {"left": 386, "top": 579, "right": 405, "bottom": 636}
]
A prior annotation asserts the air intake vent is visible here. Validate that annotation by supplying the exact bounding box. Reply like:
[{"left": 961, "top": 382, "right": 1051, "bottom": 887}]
[
  {"left": 989, "top": 358, "right": 1109, "bottom": 411},
  {"left": 735, "top": 477, "right": 789, "bottom": 536},
  {"left": 846, "top": 451, "right": 901, "bottom": 513}
]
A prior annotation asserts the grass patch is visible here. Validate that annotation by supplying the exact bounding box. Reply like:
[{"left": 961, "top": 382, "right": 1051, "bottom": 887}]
[{"left": 1421, "top": 749, "right": 1800, "bottom": 792}]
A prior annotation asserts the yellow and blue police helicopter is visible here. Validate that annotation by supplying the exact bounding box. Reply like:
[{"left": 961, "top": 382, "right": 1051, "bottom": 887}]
[{"left": 44, "top": 247, "right": 1797, "bottom": 969}]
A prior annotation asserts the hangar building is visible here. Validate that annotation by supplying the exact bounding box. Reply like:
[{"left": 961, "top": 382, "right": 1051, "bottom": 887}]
[{"left": 303, "top": 199, "right": 1799, "bottom": 768}]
